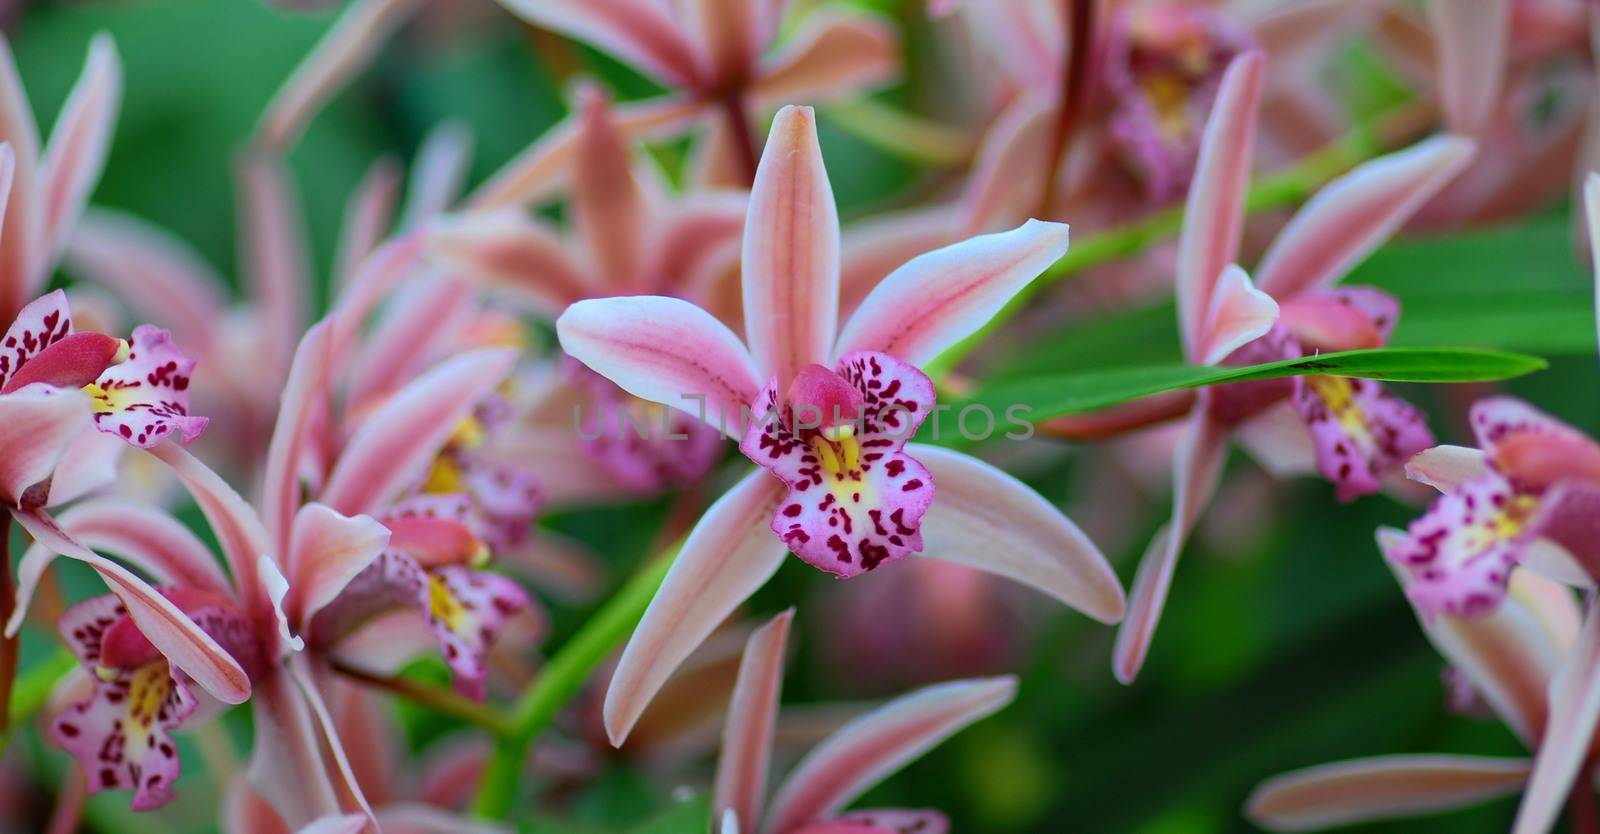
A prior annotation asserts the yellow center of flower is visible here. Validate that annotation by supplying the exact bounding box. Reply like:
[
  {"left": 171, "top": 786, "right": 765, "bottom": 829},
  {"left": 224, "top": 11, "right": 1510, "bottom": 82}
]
[
  {"left": 1141, "top": 73, "right": 1192, "bottom": 140},
  {"left": 1457, "top": 492, "right": 1542, "bottom": 558},
  {"left": 1307, "top": 375, "right": 1374, "bottom": 450},
  {"left": 427, "top": 574, "right": 467, "bottom": 630},
  {"left": 809, "top": 426, "right": 875, "bottom": 505}
]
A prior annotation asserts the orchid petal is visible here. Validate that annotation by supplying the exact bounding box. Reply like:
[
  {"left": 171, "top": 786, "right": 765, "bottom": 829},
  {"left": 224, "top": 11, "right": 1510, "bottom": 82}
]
[
  {"left": 1513, "top": 597, "right": 1600, "bottom": 834},
  {"left": 288, "top": 656, "right": 379, "bottom": 829},
  {"left": 1424, "top": 0, "right": 1510, "bottom": 135},
  {"left": 1588, "top": 172, "right": 1600, "bottom": 368},
  {"left": 12, "top": 507, "right": 251, "bottom": 703},
  {"left": 685, "top": 0, "right": 764, "bottom": 91},
  {"left": 247, "top": 668, "right": 344, "bottom": 829},
  {"left": 261, "top": 320, "right": 333, "bottom": 556},
  {"left": 911, "top": 444, "right": 1124, "bottom": 623},
  {"left": 763, "top": 676, "right": 1015, "bottom": 834},
  {"left": 0, "top": 383, "right": 89, "bottom": 506},
  {"left": 295, "top": 816, "right": 367, "bottom": 834},
  {"left": 1247, "top": 755, "right": 1532, "bottom": 832},
  {"left": 573, "top": 87, "right": 648, "bottom": 294},
  {"left": 0, "top": 37, "right": 40, "bottom": 325},
  {"left": 653, "top": 190, "right": 748, "bottom": 297},
  {"left": 236, "top": 152, "right": 309, "bottom": 372},
  {"left": 1176, "top": 51, "right": 1264, "bottom": 360},
  {"left": 398, "top": 120, "right": 472, "bottom": 232},
  {"left": 320, "top": 348, "right": 516, "bottom": 517},
  {"left": 957, "top": 91, "right": 1054, "bottom": 235},
  {"left": 39, "top": 34, "right": 119, "bottom": 269},
  {"left": 751, "top": 11, "right": 899, "bottom": 109},
  {"left": 256, "top": 0, "right": 422, "bottom": 151},
  {"left": 346, "top": 277, "right": 477, "bottom": 412},
  {"left": 494, "top": 0, "right": 700, "bottom": 87},
  {"left": 558, "top": 296, "right": 762, "bottom": 438},
  {"left": 1234, "top": 401, "right": 1316, "bottom": 477},
  {"left": 714, "top": 609, "right": 792, "bottom": 834},
  {"left": 1255, "top": 136, "right": 1476, "bottom": 299},
  {"left": 9, "top": 498, "right": 230, "bottom": 638},
  {"left": 44, "top": 422, "right": 123, "bottom": 506},
  {"left": 1114, "top": 411, "right": 1229, "bottom": 683},
  {"left": 88, "top": 325, "right": 208, "bottom": 448},
  {"left": 427, "top": 211, "right": 594, "bottom": 317},
  {"left": 64, "top": 209, "right": 230, "bottom": 350},
  {"left": 0, "top": 288, "right": 74, "bottom": 392},
  {"left": 284, "top": 503, "right": 390, "bottom": 630},
  {"left": 466, "top": 97, "right": 702, "bottom": 211},
  {"left": 1293, "top": 375, "right": 1433, "bottom": 502},
  {"left": 332, "top": 156, "right": 401, "bottom": 287},
  {"left": 146, "top": 443, "right": 274, "bottom": 608},
  {"left": 0, "top": 331, "right": 120, "bottom": 394},
  {"left": 743, "top": 105, "right": 839, "bottom": 388},
  {"left": 1380, "top": 528, "right": 1569, "bottom": 744},
  {"left": 604, "top": 470, "right": 788, "bottom": 746},
  {"left": 839, "top": 206, "right": 959, "bottom": 319},
  {"left": 833, "top": 219, "right": 1068, "bottom": 366},
  {"left": 1407, "top": 445, "right": 1488, "bottom": 493},
  {"left": 1196, "top": 265, "right": 1279, "bottom": 366}
]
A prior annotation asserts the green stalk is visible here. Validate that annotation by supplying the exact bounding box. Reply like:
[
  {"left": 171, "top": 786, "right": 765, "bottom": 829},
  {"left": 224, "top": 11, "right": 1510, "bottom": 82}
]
[{"left": 470, "top": 548, "right": 677, "bottom": 819}]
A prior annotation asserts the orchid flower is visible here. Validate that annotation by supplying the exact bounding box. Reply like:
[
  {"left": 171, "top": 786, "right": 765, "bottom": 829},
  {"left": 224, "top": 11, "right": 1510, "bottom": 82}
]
[
  {"left": 712, "top": 610, "right": 1012, "bottom": 834},
  {"left": 1108, "top": 51, "right": 1476, "bottom": 683},
  {"left": 429, "top": 86, "right": 742, "bottom": 496},
  {"left": 470, "top": 0, "right": 898, "bottom": 207},
  {"left": 556, "top": 105, "right": 1124, "bottom": 745},
  {"left": 1246, "top": 536, "right": 1575, "bottom": 832}
]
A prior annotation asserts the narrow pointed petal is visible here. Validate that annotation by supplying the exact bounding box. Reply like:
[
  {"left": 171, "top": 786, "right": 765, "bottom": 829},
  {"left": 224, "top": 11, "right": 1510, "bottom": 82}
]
[
  {"left": 604, "top": 470, "right": 788, "bottom": 746},
  {"left": 911, "top": 444, "right": 1123, "bottom": 623},
  {"left": 751, "top": 12, "right": 899, "bottom": 109},
  {"left": 1176, "top": 52, "right": 1264, "bottom": 360},
  {"left": 833, "top": 219, "right": 1068, "bottom": 366},
  {"left": 146, "top": 443, "right": 275, "bottom": 609},
  {"left": 346, "top": 277, "right": 477, "bottom": 412},
  {"left": 284, "top": 503, "right": 390, "bottom": 629},
  {"left": 1255, "top": 136, "right": 1476, "bottom": 299},
  {"left": 1380, "top": 528, "right": 1571, "bottom": 745},
  {"left": 0, "top": 384, "right": 89, "bottom": 505},
  {"left": 839, "top": 206, "right": 960, "bottom": 318},
  {"left": 398, "top": 120, "right": 472, "bottom": 231},
  {"left": 1234, "top": 401, "right": 1316, "bottom": 477},
  {"left": 1247, "top": 755, "right": 1531, "bottom": 832},
  {"left": 1197, "top": 265, "right": 1279, "bottom": 366},
  {"left": 44, "top": 422, "right": 124, "bottom": 506},
  {"left": 236, "top": 152, "right": 309, "bottom": 373},
  {"left": 9, "top": 498, "right": 230, "bottom": 638},
  {"left": 763, "top": 676, "right": 1016, "bottom": 834},
  {"left": 714, "top": 609, "right": 792, "bottom": 834},
  {"left": 288, "top": 656, "right": 378, "bottom": 829},
  {"left": 39, "top": 34, "right": 120, "bottom": 268},
  {"left": 685, "top": 0, "right": 764, "bottom": 90},
  {"left": 427, "top": 211, "right": 594, "bottom": 316},
  {"left": 742, "top": 105, "right": 840, "bottom": 388},
  {"left": 1588, "top": 173, "right": 1600, "bottom": 367},
  {"left": 332, "top": 156, "right": 401, "bottom": 287},
  {"left": 256, "top": 0, "right": 423, "bottom": 151},
  {"left": 466, "top": 97, "right": 702, "bottom": 211},
  {"left": 64, "top": 209, "right": 231, "bottom": 349},
  {"left": 1407, "top": 445, "right": 1489, "bottom": 493},
  {"left": 260, "top": 320, "right": 333, "bottom": 555},
  {"left": 1424, "top": 0, "right": 1510, "bottom": 135},
  {"left": 295, "top": 816, "right": 367, "bottom": 834},
  {"left": 0, "top": 38, "right": 38, "bottom": 325},
  {"left": 957, "top": 91, "right": 1054, "bottom": 236},
  {"left": 1512, "top": 601, "right": 1600, "bottom": 834},
  {"left": 573, "top": 87, "right": 647, "bottom": 294},
  {"left": 320, "top": 348, "right": 516, "bottom": 517},
  {"left": 495, "top": 0, "right": 701, "bottom": 87},
  {"left": 1114, "top": 411, "right": 1229, "bottom": 683},
  {"left": 557, "top": 296, "right": 762, "bottom": 438},
  {"left": 12, "top": 507, "right": 251, "bottom": 704},
  {"left": 247, "top": 668, "right": 344, "bottom": 829}
]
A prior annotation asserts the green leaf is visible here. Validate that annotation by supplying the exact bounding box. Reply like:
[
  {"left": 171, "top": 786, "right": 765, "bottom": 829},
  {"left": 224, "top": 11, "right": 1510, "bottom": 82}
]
[
  {"left": 626, "top": 796, "right": 711, "bottom": 834},
  {"left": 964, "top": 347, "right": 1547, "bottom": 422}
]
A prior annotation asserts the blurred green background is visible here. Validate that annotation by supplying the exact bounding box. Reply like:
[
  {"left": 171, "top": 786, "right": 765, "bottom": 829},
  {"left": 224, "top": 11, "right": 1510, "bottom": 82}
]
[{"left": 5, "top": 0, "right": 1597, "bottom": 832}]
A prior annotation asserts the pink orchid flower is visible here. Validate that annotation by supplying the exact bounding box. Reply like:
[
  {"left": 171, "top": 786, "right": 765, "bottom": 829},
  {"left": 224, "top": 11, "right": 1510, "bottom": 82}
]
[
  {"left": 556, "top": 105, "right": 1124, "bottom": 745},
  {"left": 1247, "top": 539, "right": 1574, "bottom": 832},
  {"left": 468, "top": 0, "right": 898, "bottom": 207},
  {"left": 1108, "top": 51, "right": 1476, "bottom": 683},
  {"left": 712, "top": 610, "right": 1010, "bottom": 834}
]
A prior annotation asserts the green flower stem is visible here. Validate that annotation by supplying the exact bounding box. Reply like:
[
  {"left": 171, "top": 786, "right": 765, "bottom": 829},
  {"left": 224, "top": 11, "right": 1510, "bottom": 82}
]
[
  {"left": 924, "top": 111, "right": 1413, "bottom": 383},
  {"left": 331, "top": 660, "right": 516, "bottom": 737},
  {"left": 471, "top": 547, "right": 678, "bottom": 819},
  {"left": 821, "top": 98, "right": 977, "bottom": 167}
]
